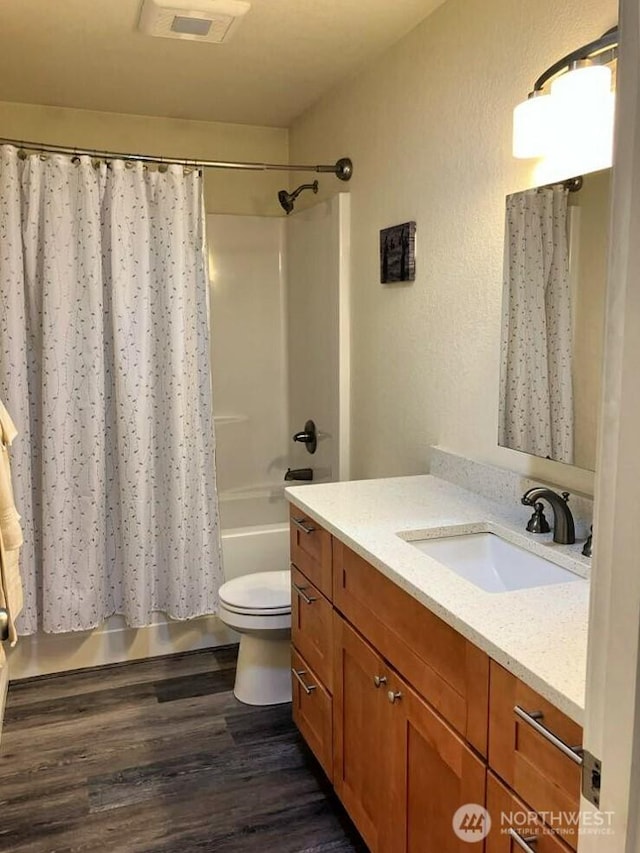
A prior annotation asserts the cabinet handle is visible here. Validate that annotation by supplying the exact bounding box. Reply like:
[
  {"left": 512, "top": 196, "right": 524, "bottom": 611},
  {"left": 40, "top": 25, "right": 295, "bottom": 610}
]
[
  {"left": 292, "top": 668, "right": 317, "bottom": 695},
  {"left": 373, "top": 675, "right": 387, "bottom": 688},
  {"left": 514, "top": 705, "right": 583, "bottom": 766},
  {"left": 388, "top": 690, "right": 402, "bottom": 704},
  {"left": 508, "top": 829, "right": 538, "bottom": 851},
  {"left": 292, "top": 517, "right": 316, "bottom": 535},
  {"left": 292, "top": 582, "right": 316, "bottom": 605}
]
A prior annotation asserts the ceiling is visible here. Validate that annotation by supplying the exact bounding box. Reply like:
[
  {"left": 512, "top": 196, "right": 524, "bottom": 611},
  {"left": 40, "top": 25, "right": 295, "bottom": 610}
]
[{"left": 0, "top": 0, "right": 445, "bottom": 127}]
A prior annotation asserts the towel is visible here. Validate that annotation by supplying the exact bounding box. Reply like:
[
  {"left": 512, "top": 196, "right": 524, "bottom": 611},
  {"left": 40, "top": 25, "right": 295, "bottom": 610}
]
[{"left": 0, "top": 400, "right": 23, "bottom": 646}]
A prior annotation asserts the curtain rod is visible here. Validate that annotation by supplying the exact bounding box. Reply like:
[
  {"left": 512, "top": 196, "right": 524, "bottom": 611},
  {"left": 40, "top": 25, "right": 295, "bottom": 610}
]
[{"left": 0, "top": 137, "right": 353, "bottom": 181}]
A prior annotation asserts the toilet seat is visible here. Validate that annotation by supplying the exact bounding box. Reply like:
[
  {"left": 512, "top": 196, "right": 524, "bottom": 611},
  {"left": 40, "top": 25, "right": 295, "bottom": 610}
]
[{"left": 219, "top": 570, "right": 291, "bottom": 616}]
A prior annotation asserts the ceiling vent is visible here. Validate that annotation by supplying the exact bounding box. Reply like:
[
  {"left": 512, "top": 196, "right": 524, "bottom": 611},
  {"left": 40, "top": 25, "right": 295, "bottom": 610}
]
[{"left": 138, "top": 0, "right": 251, "bottom": 43}]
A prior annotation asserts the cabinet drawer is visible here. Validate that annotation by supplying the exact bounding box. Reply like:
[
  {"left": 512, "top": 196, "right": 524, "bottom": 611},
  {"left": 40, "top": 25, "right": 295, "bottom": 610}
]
[
  {"left": 289, "top": 505, "right": 332, "bottom": 599},
  {"left": 333, "top": 538, "right": 489, "bottom": 756},
  {"left": 486, "top": 772, "right": 573, "bottom": 853},
  {"left": 291, "top": 566, "right": 333, "bottom": 692},
  {"left": 291, "top": 648, "right": 333, "bottom": 780},
  {"left": 488, "top": 663, "right": 582, "bottom": 849}
]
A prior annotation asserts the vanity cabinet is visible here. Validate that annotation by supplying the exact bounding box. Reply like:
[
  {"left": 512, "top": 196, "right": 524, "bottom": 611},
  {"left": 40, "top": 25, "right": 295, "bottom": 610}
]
[{"left": 288, "top": 506, "right": 584, "bottom": 853}]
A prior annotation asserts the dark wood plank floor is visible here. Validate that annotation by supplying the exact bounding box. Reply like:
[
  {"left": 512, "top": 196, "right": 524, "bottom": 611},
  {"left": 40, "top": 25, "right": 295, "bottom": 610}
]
[{"left": 0, "top": 646, "right": 367, "bottom": 853}]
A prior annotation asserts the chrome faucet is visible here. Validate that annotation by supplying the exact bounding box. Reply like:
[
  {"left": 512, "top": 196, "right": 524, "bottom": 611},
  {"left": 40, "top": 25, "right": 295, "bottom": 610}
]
[{"left": 521, "top": 487, "right": 576, "bottom": 544}]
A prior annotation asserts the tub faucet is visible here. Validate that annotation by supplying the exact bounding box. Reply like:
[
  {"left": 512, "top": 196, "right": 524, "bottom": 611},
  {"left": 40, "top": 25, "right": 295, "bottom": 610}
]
[
  {"left": 521, "top": 487, "right": 576, "bottom": 544},
  {"left": 285, "top": 467, "right": 313, "bottom": 482}
]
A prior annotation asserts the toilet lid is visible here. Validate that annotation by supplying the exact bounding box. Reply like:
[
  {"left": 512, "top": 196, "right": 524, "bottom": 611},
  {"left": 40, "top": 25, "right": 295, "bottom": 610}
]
[{"left": 219, "top": 570, "right": 291, "bottom": 612}]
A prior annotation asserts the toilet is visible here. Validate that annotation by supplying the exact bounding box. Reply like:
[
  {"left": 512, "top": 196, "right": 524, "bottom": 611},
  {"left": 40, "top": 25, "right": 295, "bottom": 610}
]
[{"left": 218, "top": 569, "right": 292, "bottom": 706}]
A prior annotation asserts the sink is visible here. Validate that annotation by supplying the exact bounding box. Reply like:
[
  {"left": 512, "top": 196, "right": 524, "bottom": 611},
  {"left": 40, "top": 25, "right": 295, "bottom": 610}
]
[{"left": 409, "top": 532, "right": 582, "bottom": 593}]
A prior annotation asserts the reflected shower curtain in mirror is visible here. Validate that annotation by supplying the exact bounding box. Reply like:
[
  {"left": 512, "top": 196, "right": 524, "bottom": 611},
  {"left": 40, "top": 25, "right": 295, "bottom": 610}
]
[
  {"left": 0, "top": 145, "right": 222, "bottom": 634},
  {"left": 499, "top": 186, "right": 574, "bottom": 464}
]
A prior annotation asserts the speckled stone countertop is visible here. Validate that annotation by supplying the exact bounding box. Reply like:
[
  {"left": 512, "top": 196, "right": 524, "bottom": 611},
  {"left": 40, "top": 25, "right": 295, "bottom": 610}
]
[{"left": 285, "top": 475, "right": 590, "bottom": 725}]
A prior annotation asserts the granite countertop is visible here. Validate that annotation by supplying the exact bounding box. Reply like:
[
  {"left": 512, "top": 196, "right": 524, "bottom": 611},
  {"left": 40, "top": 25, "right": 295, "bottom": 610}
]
[{"left": 285, "top": 474, "right": 590, "bottom": 725}]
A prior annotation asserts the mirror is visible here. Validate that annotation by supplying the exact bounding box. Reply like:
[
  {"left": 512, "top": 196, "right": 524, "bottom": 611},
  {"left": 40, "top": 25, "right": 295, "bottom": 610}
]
[{"left": 498, "top": 168, "right": 610, "bottom": 471}]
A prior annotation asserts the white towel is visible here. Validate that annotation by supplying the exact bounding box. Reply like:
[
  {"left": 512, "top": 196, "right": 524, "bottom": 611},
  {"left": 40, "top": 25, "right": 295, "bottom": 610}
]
[{"left": 0, "top": 400, "right": 23, "bottom": 646}]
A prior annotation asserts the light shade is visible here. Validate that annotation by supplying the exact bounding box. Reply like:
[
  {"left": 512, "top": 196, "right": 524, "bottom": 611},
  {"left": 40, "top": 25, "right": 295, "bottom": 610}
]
[
  {"left": 550, "top": 62, "right": 612, "bottom": 102},
  {"left": 512, "top": 93, "right": 554, "bottom": 159}
]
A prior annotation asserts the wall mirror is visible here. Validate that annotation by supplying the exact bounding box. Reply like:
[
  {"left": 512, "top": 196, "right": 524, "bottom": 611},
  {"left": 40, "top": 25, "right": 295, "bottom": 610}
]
[{"left": 498, "top": 168, "right": 610, "bottom": 471}]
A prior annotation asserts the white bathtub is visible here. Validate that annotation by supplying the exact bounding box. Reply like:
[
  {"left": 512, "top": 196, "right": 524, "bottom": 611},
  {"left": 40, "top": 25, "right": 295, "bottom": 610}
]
[{"left": 221, "top": 521, "right": 290, "bottom": 581}]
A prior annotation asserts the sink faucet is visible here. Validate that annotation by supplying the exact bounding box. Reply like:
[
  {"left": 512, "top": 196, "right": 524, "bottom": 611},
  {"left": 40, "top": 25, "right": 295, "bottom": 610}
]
[{"left": 521, "top": 487, "right": 576, "bottom": 544}]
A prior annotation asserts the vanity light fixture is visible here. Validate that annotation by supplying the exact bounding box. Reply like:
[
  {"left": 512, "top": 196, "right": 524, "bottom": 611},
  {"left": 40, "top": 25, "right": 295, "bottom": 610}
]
[{"left": 513, "top": 27, "right": 618, "bottom": 163}]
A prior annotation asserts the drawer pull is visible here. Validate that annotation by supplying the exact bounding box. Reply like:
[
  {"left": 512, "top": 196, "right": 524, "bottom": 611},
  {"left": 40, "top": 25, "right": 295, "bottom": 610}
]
[
  {"left": 508, "top": 829, "right": 538, "bottom": 851},
  {"left": 373, "top": 675, "right": 387, "bottom": 688},
  {"left": 292, "top": 517, "right": 316, "bottom": 535},
  {"left": 514, "top": 705, "right": 583, "bottom": 766},
  {"left": 293, "top": 582, "right": 317, "bottom": 605},
  {"left": 292, "top": 668, "right": 317, "bottom": 695},
  {"left": 388, "top": 690, "right": 403, "bottom": 704}
]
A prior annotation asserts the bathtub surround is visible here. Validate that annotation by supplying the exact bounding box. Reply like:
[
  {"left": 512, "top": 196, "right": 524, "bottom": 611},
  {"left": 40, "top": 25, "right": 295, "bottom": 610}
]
[{"left": 0, "top": 144, "right": 221, "bottom": 634}]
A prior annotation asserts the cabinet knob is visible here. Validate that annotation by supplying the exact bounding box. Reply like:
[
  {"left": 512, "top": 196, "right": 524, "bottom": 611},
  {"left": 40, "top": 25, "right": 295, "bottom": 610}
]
[
  {"left": 388, "top": 690, "right": 402, "bottom": 704},
  {"left": 373, "top": 675, "right": 387, "bottom": 688}
]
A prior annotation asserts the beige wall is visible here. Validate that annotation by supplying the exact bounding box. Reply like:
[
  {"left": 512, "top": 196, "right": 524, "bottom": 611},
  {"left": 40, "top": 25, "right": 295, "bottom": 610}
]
[
  {"left": 290, "top": 0, "right": 616, "bottom": 495},
  {"left": 0, "top": 100, "right": 288, "bottom": 216}
]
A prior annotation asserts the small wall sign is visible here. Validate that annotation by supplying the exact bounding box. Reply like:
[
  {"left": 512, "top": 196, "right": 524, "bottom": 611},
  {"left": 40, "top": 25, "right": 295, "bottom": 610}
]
[{"left": 380, "top": 221, "right": 416, "bottom": 283}]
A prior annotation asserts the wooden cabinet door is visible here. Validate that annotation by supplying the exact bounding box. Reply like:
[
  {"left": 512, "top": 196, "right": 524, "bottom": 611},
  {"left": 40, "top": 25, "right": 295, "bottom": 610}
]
[
  {"left": 387, "top": 672, "right": 487, "bottom": 853},
  {"left": 333, "top": 614, "right": 393, "bottom": 853}
]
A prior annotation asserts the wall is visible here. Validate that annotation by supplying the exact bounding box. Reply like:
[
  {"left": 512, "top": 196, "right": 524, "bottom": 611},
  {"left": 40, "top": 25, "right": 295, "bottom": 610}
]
[
  {"left": 289, "top": 0, "right": 617, "bottom": 495},
  {"left": 0, "top": 100, "right": 288, "bottom": 216}
]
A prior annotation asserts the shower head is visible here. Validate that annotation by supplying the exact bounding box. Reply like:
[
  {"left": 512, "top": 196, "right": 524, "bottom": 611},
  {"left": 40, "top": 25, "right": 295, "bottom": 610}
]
[{"left": 277, "top": 180, "right": 319, "bottom": 215}]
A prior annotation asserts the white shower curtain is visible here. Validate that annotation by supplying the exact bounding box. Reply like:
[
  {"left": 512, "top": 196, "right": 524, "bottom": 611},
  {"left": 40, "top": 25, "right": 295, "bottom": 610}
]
[
  {"left": 499, "top": 185, "right": 574, "bottom": 464},
  {"left": 0, "top": 144, "right": 222, "bottom": 634}
]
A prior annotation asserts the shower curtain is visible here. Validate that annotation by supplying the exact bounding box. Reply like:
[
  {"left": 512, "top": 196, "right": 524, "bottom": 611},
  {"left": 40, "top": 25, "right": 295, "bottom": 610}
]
[
  {"left": 0, "top": 145, "right": 222, "bottom": 634},
  {"left": 499, "top": 185, "right": 574, "bottom": 464}
]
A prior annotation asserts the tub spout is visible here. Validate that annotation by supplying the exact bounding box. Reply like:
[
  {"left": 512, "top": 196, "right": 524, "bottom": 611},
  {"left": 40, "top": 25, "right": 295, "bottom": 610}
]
[{"left": 284, "top": 468, "right": 313, "bottom": 482}]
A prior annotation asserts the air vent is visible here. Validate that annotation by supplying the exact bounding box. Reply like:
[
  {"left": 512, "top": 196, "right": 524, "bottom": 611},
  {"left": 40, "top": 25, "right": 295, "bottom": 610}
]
[{"left": 138, "top": 0, "right": 251, "bottom": 43}]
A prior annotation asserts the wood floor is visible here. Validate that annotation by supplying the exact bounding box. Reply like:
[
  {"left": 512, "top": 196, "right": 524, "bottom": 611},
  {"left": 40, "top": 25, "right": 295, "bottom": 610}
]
[{"left": 0, "top": 646, "right": 367, "bottom": 853}]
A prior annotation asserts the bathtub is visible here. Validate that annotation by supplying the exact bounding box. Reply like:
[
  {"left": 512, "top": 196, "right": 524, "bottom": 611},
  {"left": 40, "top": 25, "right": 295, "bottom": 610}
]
[
  {"left": 219, "top": 488, "right": 290, "bottom": 581},
  {"left": 221, "top": 521, "right": 290, "bottom": 581}
]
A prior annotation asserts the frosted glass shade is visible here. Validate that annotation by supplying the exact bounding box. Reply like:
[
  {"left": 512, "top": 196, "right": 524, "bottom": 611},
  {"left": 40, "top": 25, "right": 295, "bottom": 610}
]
[
  {"left": 512, "top": 93, "right": 554, "bottom": 159},
  {"left": 550, "top": 63, "right": 612, "bottom": 103}
]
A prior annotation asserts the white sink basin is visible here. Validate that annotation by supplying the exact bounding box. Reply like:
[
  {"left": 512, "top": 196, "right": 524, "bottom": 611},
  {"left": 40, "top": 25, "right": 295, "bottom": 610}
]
[{"left": 410, "top": 532, "right": 581, "bottom": 593}]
